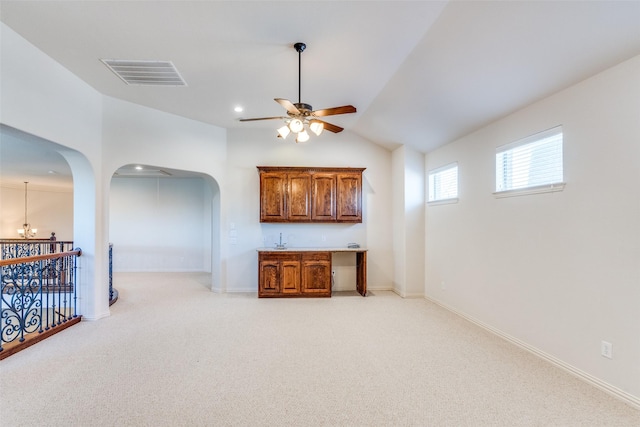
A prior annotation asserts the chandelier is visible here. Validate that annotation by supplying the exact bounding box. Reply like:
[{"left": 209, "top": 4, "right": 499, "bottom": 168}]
[{"left": 17, "top": 181, "right": 37, "bottom": 239}]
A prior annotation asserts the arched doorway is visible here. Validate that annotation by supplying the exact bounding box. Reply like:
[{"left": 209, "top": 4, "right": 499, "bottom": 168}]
[{"left": 109, "top": 164, "right": 221, "bottom": 290}]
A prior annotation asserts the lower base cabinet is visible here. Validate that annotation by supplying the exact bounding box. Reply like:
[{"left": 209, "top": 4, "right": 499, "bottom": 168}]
[
  {"left": 259, "top": 252, "right": 331, "bottom": 297},
  {"left": 301, "top": 252, "right": 331, "bottom": 296}
]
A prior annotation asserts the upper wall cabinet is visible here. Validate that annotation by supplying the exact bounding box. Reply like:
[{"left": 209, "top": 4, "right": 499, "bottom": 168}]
[{"left": 257, "top": 167, "right": 365, "bottom": 223}]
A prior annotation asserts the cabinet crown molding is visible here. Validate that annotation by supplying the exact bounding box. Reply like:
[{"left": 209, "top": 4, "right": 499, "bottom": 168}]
[{"left": 257, "top": 166, "right": 366, "bottom": 173}]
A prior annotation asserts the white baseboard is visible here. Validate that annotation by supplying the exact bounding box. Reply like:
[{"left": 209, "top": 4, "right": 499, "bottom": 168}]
[
  {"left": 425, "top": 295, "right": 640, "bottom": 410},
  {"left": 225, "top": 288, "right": 257, "bottom": 294},
  {"left": 80, "top": 310, "right": 111, "bottom": 321},
  {"left": 391, "top": 288, "right": 423, "bottom": 298}
]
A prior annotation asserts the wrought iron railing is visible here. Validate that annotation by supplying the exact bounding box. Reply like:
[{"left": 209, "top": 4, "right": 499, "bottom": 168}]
[
  {"left": 0, "top": 239, "right": 75, "bottom": 259},
  {"left": 0, "top": 248, "right": 82, "bottom": 359},
  {"left": 109, "top": 243, "right": 118, "bottom": 305},
  {"left": 1, "top": 239, "right": 118, "bottom": 305}
]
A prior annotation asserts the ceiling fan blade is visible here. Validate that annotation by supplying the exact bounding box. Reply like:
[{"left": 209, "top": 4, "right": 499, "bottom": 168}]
[
  {"left": 312, "top": 105, "right": 357, "bottom": 117},
  {"left": 314, "top": 120, "right": 344, "bottom": 133},
  {"left": 239, "top": 116, "right": 286, "bottom": 122},
  {"left": 275, "top": 98, "right": 301, "bottom": 115}
]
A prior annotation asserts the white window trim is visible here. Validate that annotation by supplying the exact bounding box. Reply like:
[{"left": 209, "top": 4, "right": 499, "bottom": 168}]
[
  {"left": 493, "top": 182, "right": 566, "bottom": 198},
  {"left": 427, "top": 197, "right": 459, "bottom": 206},
  {"left": 494, "top": 125, "right": 564, "bottom": 197},
  {"left": 497, "top": 125, "right": 562, "bottom": 152},
  {"left": 428, "top": 162, "right": 458, "bottom": 205}
]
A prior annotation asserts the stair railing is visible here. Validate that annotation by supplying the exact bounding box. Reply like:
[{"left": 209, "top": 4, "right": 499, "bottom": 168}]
[{"left": 0, "top": 248, "right": 82, "bottom": 359}]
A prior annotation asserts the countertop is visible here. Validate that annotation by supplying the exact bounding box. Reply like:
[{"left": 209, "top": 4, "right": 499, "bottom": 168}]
[{"left": 256, "top": 247, "right": 367, "bottom": 252}]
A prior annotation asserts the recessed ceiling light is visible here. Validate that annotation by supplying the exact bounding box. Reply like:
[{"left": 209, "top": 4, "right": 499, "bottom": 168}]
[
  {"left": 47, "top": 170, "right": 59, "bottom": 175},
  {"left": 234, "top": 106, "right": 244, "bottom": 113},
  {"left": 135, "top": 165, "right": 143, "bottom": 170}
]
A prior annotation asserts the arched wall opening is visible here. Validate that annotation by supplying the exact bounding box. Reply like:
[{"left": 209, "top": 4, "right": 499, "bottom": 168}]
[
  {"left": 109, "top": 164, "right": 221, "bottom": 290},
  {"left": 0, "top": 124, "right": 108, "bottom": 319},
  {"left": 0, "top": 125, "right": 74, "bottom": 239}
]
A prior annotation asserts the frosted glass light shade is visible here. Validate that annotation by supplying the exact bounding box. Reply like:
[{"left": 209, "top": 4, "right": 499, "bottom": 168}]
[
  {"left": 289, "top": 118, "right": 304, "bottom": 133},
  {"left": 296, "top": 130, "right": 310, "bottom": 143},
  {"left": 277, "top": 125, "right": 291, "bottom": 139},
  {"left": 309, "top": 121, "right": 324, "bottom": 136}
]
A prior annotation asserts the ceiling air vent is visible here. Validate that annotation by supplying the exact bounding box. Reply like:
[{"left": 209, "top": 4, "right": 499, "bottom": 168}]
[
  {"left": 113, "top": 167, "right": 173, "bottom": 178},
  {"left": 100, "top": 59, "right": 187, "bottom": 86}
]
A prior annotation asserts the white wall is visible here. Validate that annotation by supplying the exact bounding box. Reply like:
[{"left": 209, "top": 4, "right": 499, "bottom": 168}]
[
  {"left": 1, "top": 22, "right": 108, "bottom": 319},
  {"left": 224, "top": 128, "right": 394, "bottom": 293},
  {"left": 392, "top": 146, "right": 426, "bottom": 297},
  {"left": 425, "top": 55, "right": 640, "bottom": 400},
  {"left": 110, "top": 177, "right": 209, "bottom": 272},
  {"left": 102, "top": 96, "right": 228, "bottom": 281},
  {"left": 404, "top": 147, "right": 425, "bottom": 297},
  {"left": 1, "top": 23, "right": 228, "bottom": 317},
  {"left": 391, "top": 147, "right": 406, "bottom": 295}
]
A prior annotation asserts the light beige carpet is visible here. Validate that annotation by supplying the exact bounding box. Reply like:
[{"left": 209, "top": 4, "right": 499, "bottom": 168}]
[{"left": 1, "top": 272, "right": 640, "bottom": 426}]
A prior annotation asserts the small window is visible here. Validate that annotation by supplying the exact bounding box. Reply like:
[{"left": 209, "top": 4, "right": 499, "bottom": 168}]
[
  {"left": 495, "top": 126, "right": 564, "bottom": 196},
  {"left": 428, "top": 163, "right": 458, "bottom": 203}
]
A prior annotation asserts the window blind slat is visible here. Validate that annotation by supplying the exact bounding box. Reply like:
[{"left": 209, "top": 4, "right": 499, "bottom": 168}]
[
  {"left": 496, "top": 127, "right": 563, "bottom": 192},
  {"left": 429, "top": 163, "right": 458, "bottom": 202}
]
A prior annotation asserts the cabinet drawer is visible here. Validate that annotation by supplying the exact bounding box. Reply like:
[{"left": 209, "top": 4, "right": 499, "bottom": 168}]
[{"left": 301, "top": 252, "right": 331, "bottom": 262}]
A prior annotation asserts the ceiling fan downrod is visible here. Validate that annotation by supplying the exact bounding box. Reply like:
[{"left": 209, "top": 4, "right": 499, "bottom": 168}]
[{"left": 294, "top": 42, "right": 306, "bottom": 105}]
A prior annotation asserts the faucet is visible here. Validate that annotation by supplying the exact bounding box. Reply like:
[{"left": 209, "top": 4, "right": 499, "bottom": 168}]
[{"left": 275, "top": 232, "right": 287, "bottom": 249}]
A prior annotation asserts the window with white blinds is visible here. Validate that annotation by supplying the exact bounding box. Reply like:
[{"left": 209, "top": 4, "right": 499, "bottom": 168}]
[
  {"left": 428, "top": 163, "right": 458, "bottom": 202},
  {"left": 495, "top": 126, "right": 564, "bottom": 194}
]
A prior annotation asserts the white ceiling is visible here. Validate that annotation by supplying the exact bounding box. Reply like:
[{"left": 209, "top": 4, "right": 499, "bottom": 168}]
[{"left": 1, "top": 1, "right": 640, "bottom": 186}]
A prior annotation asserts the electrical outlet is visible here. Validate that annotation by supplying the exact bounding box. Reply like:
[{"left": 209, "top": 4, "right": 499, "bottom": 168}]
[
  {"left": 441, "top": 281, "right": 446, "bottom": 290},
  {"left": 601, "top": 341, "right": 613, "bottom": 359}
]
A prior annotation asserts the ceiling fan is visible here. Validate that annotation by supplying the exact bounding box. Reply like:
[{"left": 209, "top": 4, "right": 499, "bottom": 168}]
[{"left": 239, "top": 42, "right": 356, "bottom": 143}]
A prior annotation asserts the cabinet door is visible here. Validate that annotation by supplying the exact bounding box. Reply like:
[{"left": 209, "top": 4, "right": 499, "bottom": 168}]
[
  {"left": 287, "top": 173, "right": 312, "bottom": 221},
  {"left": 259, "top": 259, "right": 280, "bottom": 296},
  {"left": 260, "top": 173, "right": 287, "bottom": 222},
  {"left": 281, "top": 260, "right": 301, "bottom": 294},
  {"left": 336, "top": 173, "right": 362, "bottom": 222},
  {"left": 301, "top": 253, "right": 332, "bottom": 296},
  {"left": 312, "top": 173, "right": 336, "bottom": 221}
]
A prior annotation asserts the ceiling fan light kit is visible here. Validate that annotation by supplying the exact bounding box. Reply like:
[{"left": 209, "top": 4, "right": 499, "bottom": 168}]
[{"left": 240, "top": 42, "right": 356, "bottom": 143}]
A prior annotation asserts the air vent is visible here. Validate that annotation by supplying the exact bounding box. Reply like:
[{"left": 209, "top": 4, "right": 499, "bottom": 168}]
[
  {"left": 114, "top": 168, "right": 173, "bottom": 178},
  {"left": 100, "top": 59, "right": 187, "bottom": 86}
]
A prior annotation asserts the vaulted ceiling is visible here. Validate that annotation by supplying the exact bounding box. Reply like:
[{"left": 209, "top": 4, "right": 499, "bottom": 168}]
[{"left": 1, "top": 1, "right": 640, "bottom": 186}]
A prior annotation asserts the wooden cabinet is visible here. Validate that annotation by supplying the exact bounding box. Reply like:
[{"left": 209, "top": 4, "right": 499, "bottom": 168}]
[
  {"left": 287, "top": 173, "right": 312, "bottom": 221},
  {"left": 258, "top": 252, "right": 302, "bottom": 297},
  {"left": 259, "top": 172, "right": 287, "bottom": 222},
  {"left": 337, "top": 172, "right": 362, "bottom": 222},
  {"left": 301, "top": 252, "right": 332, "bottom": 296},
  {"left": 311, "top": 173, "right": 336, "bottom": 221},
  {"left": 257, "top": 167, "right": 364, "bottom": 223},
  {"left": 258, "top": 251, "right": 331, "bottom": 298}
]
